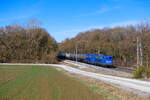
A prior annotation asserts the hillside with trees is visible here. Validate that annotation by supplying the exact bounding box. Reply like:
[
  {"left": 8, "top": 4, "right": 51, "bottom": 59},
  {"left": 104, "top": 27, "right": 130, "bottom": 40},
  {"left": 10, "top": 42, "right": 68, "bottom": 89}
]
[
  {"left": 0, "top": 19, "right": 58, "bottom": 63},
  {"left": 59, "top": 21, "right": 150, "bottom": 68}
]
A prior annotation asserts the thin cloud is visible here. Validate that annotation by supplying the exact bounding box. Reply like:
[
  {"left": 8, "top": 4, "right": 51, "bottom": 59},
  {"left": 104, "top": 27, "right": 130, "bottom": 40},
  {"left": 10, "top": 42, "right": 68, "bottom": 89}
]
[
  {"left": 76, "top": 7, "right": 110, "bottom": 17},
  {"left": 114, "top": 6, "right": 122, "bottom": 9},
  {"left": 76, "top": 5, "right": 122, "bottom": 17},
  {"left": 96, "top": 7, "right": 110, "bottom": 14}
]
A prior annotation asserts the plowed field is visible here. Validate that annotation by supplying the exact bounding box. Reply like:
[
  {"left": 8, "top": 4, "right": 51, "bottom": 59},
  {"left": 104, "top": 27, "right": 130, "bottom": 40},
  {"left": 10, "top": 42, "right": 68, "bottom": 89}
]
[{"left": 0, "top": 65, "right": 103, "bottom": 100}]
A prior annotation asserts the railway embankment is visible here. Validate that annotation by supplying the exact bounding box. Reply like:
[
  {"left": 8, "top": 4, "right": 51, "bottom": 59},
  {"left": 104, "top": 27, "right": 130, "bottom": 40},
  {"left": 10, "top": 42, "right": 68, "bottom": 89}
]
[{"left": 62, "top": 60, "right": 133, "bottom": 77}]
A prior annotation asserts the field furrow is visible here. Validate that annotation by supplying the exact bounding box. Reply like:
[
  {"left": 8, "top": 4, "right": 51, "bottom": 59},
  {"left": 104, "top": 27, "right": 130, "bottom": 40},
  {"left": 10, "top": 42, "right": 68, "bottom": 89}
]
[{"left": 0, "top": 65, "right": 107, "bottom": 100}]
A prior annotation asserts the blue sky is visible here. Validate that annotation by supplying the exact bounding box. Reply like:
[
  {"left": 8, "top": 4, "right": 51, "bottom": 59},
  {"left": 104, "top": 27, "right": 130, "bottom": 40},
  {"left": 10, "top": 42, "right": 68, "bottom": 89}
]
[{"left": 0, "top": 0, "right": 150, "bottom": 42}]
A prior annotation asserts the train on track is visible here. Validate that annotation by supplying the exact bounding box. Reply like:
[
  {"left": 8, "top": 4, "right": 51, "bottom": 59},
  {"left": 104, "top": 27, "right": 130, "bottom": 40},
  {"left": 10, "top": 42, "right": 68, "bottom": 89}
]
[{"left": 58, "top": 53, "right": 114, "bottom": 67}]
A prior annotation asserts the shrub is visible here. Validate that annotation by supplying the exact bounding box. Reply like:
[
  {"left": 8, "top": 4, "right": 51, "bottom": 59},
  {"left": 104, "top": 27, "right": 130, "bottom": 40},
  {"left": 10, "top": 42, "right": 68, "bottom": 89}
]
[{"left": 133, "top": 66, "right": 150, "bottom": 78}]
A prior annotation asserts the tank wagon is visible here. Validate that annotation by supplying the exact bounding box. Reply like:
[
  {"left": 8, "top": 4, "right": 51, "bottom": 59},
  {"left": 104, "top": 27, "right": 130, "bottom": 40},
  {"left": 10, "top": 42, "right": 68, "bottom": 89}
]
[{"left": 59, "top": 53, "right": 113, "bottom": 67}]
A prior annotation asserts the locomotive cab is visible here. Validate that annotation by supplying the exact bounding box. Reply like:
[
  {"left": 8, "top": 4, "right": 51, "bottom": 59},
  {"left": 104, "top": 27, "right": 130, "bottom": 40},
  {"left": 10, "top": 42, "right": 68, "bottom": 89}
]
[{"left": 104, "top": 56, "right": 113, "bottom": 65}]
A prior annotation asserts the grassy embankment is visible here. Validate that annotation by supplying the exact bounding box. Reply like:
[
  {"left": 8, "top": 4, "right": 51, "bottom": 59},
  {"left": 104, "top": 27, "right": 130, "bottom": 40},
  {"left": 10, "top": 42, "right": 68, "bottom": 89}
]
[{"left": 0, "top": 65, "right": 120, "bottom": 100}]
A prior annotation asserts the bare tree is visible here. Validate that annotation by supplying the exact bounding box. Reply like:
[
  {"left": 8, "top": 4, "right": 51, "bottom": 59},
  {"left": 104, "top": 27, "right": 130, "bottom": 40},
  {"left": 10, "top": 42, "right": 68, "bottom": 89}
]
[
  {"left": 136, "top": 20, "right": 150, "bottom": 67},
  {"left": 24, "top": 18, "right": 42, "bottom": 29}
]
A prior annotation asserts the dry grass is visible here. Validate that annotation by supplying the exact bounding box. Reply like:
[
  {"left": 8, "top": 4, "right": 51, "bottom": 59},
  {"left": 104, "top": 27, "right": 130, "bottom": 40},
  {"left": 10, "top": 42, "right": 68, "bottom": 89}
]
[
  {"left": 57, "top": 67, "right": 150, "bottom": 100},
  {"left": 61, "top": 62, "right": 132, "bottom": 78},
  {"left": 59, "top": 62, "right": 80, "bottom": 68}
]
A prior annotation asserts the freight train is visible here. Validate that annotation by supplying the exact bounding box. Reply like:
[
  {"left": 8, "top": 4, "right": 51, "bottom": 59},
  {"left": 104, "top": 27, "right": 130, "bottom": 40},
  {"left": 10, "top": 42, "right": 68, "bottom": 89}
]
[{"left": 58, "top": 53, "right": 114, "bottom": 67}]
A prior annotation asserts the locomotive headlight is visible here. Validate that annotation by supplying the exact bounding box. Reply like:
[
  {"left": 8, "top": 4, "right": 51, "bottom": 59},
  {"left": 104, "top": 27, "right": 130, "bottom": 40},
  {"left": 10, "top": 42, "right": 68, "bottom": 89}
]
[{"left": 106, "top": 61, "right": 112, "bottom": 63}]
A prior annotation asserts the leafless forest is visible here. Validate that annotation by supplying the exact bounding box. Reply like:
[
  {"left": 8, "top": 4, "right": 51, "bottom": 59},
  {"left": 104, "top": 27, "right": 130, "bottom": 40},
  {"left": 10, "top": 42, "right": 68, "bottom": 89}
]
[
  {"left": 60, "top": 21, "right": 150, "bottom": 68},
  {"left": 0, "top": 19, "right": 58, "bottom": 63}
]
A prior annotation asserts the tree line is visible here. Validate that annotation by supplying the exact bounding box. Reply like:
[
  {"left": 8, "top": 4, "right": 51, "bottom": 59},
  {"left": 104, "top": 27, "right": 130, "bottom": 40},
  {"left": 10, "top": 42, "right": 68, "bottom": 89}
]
[
  {"left": 59, "top": 21, "right": 150, "bottom": 68},
  {"left": 0, "top": 20, "right": 58, "bottom": 63}
]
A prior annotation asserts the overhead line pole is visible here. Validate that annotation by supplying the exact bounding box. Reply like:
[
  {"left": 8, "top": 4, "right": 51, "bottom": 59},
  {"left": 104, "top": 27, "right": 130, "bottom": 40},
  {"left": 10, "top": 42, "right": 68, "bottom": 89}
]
[
  {"left": 139, "top": 35, "right": 143, "bottom": 66},
  {"left": 137, "top": 36, "right": 140, "bottom": 68},
  {"left": 76, "top": 43, "right": 77, "bottom": 62}
]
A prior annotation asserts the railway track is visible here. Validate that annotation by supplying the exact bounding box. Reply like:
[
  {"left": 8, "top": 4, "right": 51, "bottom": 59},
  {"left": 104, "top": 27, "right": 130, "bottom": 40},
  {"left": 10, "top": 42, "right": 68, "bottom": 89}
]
[
  {"left": 115, "top": 67, "right": 134, "bottom": 74},
  {"left": 63, "top": 60, "right": 134, "bottom": 75}
]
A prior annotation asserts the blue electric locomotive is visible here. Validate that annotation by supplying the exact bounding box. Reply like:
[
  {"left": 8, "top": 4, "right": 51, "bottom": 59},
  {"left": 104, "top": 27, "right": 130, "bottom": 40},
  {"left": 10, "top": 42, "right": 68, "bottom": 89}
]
[
  {"left": 58, "top": 53, "right": 113, "bottom": 67},
  {"left": 85, "top": 54, "right": 113, "bottom": 66}
]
